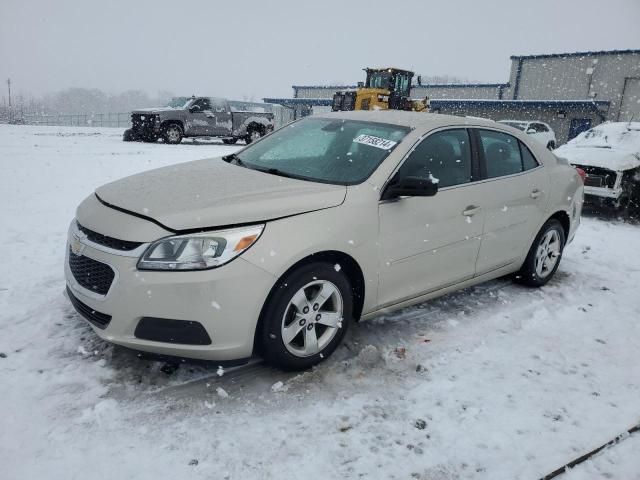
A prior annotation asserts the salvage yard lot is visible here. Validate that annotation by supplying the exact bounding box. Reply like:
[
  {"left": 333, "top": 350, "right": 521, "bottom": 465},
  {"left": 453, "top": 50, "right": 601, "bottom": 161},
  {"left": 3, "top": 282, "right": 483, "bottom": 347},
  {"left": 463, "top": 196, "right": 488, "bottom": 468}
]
[{"left": 1, "top": 125, "right": 639, "bottom": 479}]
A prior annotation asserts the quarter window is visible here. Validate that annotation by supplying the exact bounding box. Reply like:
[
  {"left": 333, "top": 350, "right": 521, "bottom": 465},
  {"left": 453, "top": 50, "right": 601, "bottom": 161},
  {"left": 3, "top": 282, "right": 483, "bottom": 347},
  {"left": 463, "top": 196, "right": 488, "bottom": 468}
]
[
  {"left": 478, "top": 129, "right": 523, "bottom": 178},
  {"left": 520, "top": 142, "right": 540, "bottom": 170},
  {"left": 397, "top": 129, "right": 472, "bottom": 188}
]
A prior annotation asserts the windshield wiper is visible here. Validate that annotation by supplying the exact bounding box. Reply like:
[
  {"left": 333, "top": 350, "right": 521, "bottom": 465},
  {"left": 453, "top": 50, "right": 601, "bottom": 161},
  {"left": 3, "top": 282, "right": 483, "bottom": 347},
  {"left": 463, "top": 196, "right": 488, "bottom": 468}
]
[
  {"left": 253, "top": 167, "right": 299, "bottom": 179},
  {"left": 222, "top": 153, "right": 245, "bottom": 166}
]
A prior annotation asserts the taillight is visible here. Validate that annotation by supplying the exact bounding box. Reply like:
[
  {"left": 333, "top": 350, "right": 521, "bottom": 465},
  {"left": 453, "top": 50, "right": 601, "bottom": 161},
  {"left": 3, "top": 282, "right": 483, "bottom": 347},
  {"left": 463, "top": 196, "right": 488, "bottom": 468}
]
[{"left": 576, "top": 167, "right": 586, "bottom": 183}]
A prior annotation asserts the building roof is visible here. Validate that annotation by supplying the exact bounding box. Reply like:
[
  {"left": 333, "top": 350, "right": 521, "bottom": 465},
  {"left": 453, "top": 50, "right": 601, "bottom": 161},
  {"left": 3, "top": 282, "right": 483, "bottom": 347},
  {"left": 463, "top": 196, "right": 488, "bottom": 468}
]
[
  {"left": 510, "top": 49, "right": 640, "bottom": 60},
  {"left": 263, "top": 97, "right": 333, "bottom": 106},
  {"left": 430, "top": 99, "right": 610, "bottom": 108},
  {"left": 291, "top": 82, "right": 509, "bottom": 90}
]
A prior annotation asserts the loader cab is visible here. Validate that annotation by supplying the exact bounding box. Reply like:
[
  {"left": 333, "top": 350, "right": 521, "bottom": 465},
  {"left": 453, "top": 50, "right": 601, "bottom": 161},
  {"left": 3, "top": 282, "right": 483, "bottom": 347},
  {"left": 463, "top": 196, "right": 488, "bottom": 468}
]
[{"left": 365, "top": 68, "right": 413, "bottom": 98}]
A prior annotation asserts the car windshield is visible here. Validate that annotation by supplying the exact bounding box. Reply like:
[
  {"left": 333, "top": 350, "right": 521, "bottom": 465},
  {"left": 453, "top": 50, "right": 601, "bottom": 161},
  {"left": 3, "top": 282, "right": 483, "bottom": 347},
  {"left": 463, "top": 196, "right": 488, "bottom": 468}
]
[
  {"left": 233, "top": 118, "right": 410, "bottom": 185},
  {"left": 166, "top": 97, "right": 191, "bottom": 108},
  {"left": 501, "top": 121, "right": 527, "bottom": 131}
]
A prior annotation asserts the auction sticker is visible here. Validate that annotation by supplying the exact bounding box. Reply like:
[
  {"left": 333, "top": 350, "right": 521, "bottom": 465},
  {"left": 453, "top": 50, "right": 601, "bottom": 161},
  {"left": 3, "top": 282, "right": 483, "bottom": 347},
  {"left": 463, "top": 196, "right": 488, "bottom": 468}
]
[{"left": 353, "top": 134, "right": 397, "bottom": 150}]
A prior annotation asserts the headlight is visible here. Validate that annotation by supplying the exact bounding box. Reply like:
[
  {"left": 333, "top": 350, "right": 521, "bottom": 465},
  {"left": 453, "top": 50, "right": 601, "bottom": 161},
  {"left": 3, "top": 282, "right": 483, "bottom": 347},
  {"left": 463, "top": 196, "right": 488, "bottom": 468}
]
[{"left": 137, "top": 224, "right": 264, "bottom": 271}]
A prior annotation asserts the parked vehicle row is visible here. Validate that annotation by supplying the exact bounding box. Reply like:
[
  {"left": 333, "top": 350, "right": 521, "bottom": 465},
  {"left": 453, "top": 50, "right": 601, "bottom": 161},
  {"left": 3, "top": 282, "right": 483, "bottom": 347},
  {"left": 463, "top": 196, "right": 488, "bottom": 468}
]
[
  {"left": 123, "top": 96, "right": 274, "bottom": 145},
  {"left": 66, "top": 111, "right": 583, "bottom": 370}
]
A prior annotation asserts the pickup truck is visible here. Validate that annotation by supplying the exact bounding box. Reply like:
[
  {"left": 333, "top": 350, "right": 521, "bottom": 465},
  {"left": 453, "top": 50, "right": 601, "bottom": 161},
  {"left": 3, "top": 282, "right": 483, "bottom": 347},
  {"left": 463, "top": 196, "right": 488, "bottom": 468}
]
[{"left": 123, "top": 96, "right": 275, "bottom": 145}]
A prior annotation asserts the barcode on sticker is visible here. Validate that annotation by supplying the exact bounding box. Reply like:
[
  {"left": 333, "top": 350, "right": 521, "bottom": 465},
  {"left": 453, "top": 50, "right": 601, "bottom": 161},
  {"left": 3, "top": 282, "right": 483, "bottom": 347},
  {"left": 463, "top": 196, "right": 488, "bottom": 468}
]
[{"left": 353, "top": 134, "right": 397, "bottom": 150}]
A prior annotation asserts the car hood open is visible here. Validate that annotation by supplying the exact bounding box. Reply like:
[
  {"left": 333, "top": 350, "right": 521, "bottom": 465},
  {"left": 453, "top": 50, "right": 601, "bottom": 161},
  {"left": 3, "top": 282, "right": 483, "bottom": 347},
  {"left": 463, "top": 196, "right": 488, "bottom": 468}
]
[{"left": 95, "top": 158, "right": 346, "bottom": 231}]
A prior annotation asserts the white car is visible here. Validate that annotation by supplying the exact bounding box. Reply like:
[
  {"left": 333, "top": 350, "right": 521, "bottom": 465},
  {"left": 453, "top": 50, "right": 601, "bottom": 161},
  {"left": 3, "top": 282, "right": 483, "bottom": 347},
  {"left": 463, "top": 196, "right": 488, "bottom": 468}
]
[
  {"left": 554, "top": 122, "right": 640, "bottom": 209},
  {"left": 64, "top": 111, "right": 582, "bottom": 370},
  {"left": 498, "top": 120, "right": 557, "bottom": 150}
]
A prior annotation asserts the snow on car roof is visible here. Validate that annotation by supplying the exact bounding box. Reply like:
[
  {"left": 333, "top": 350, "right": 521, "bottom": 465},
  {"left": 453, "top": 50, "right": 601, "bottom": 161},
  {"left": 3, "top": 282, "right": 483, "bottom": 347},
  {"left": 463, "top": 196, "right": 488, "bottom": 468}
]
[{"left": 316, "top": 110, "right": 498, "bottom": 129}]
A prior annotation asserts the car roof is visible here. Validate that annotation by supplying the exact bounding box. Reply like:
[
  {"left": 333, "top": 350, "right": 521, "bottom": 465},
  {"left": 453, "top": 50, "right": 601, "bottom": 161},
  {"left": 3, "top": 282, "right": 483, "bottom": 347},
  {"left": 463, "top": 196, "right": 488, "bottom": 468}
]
[{"left": 315, "top": 110, "right": 499, "bottom": 130}]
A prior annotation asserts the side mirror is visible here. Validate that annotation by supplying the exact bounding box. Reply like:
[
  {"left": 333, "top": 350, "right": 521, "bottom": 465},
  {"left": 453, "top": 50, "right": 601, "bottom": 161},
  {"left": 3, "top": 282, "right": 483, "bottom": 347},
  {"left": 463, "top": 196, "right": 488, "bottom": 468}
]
[
  {"left": 189, "top": 105, "right": 201, "bottom": 113},
  {"left": 381, "top": 175, "right": 438, "bottom": 200},
  {"left": 526, "top": 128, "right": 536, "bottom": 134}
]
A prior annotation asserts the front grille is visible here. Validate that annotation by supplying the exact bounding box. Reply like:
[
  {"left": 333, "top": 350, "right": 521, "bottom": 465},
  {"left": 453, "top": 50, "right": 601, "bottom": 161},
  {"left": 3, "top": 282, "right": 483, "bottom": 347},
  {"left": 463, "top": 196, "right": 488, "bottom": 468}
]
[
  {"left": 574, "top": 165, "right": 617, "bottom": 189},
  {"left": 68, "top": 249, "right": 115, "bottom": 295},
  {"left": 77, "top": 222, "right": 142, "bottom": 251},
  {"left": 66, "top": 286, "right": 112, "bottom": 329},
  {"left": 131, "top": 113, "right": 157, "bottom": 132}
]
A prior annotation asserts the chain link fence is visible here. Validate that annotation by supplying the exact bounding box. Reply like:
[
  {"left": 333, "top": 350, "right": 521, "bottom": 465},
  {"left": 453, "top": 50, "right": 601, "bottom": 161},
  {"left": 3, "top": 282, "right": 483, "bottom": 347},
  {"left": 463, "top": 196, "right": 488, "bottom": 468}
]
[{"left": 20, "top": 112, "right": 131, "bottom": 128}]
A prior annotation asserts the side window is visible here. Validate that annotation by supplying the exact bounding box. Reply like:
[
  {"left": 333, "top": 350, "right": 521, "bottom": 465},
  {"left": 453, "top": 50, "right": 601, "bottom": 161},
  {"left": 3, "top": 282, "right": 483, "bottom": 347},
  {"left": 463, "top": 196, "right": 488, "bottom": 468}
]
[
  {"left": 211, "top": 98, "right": 227, "bottom": 113},
  {"left": 397, "top": 129, "right": 472, "bottom": 188},
  {"left": 192, "top": 98, "right": 211, "bottom": 111},
  {"left": 520, "top": 142, "right": 540, "bottom": 170},
  {"left": 478, "top": 129, "right": 523, "bottom": 178},
  {"left": 537, "top": 123, "right": 549, "bottom": 132}
]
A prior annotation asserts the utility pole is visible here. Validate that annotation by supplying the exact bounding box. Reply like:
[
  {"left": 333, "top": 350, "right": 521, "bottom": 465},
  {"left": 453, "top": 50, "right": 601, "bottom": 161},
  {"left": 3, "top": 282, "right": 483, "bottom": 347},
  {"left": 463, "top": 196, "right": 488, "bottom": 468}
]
[{"left": 7, "top": 78, "right": 12, "bottom": 123}]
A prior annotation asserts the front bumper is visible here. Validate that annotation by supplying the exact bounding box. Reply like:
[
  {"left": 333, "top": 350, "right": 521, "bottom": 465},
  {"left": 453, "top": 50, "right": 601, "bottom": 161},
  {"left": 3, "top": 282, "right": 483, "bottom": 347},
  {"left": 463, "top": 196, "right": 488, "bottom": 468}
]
[
  {"left": 64, "top": 221, "right": 276, "bottom": 360},
  {"left": 583, "top": 185, "right": 622, "bottom": 200}
]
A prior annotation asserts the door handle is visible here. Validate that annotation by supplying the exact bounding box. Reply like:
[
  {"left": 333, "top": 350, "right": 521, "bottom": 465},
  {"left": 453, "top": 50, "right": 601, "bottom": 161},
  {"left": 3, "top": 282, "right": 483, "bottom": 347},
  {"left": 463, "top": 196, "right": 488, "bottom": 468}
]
[
  {"left": 462, "top": 205, "right": 481, "bottom": 216},
  {"left": 530, "top": 189, "right": 541, "bottom": 199}
]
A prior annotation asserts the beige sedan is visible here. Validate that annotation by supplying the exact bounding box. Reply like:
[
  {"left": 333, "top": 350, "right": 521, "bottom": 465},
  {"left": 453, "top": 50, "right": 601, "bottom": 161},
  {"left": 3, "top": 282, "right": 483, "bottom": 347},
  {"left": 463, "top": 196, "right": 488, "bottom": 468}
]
[{"left": 65, "top": 111, "right": 583, "bottom": 370}]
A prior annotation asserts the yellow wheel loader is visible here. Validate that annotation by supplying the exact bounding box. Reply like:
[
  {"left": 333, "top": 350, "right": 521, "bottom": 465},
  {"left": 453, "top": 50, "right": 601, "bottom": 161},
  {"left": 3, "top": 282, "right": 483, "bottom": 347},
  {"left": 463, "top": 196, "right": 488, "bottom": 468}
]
[{"left": 332, "top": 68, "right": 429, "bottom": 112}]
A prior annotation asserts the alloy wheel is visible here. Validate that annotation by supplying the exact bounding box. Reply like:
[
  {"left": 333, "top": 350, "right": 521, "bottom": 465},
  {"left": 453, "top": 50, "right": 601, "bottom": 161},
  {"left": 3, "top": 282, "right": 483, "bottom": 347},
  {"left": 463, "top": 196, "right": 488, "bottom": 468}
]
[
  {"left": 534, "top": 229, "right": 561, "bottom": 278},
  {"left": 281, "top": 280, "right": 343, "bottom": 357}
]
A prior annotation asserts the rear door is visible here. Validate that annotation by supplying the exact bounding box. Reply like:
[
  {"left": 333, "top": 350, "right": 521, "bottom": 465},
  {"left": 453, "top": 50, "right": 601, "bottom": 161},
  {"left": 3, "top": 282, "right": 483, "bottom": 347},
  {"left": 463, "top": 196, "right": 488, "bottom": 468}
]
[
  {"left": 210, "top": 98, "right": 233, "bottom": 136},
  {"left": 377, "top": 128, "right": 485, "bottom": 307},
  {"left": 188, "top": 97, "right": 215, "bottom": 135},
  {"left": 471, "top": 129, "right": 550, "bottom": 275}
]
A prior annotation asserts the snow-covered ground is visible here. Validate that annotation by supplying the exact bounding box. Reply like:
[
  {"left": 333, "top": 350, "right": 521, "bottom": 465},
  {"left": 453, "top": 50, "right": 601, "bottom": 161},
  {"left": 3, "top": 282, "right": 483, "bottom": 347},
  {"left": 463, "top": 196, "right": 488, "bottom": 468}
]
[{"left": 1, "top": 125, "right": 639, "bottom": 479}]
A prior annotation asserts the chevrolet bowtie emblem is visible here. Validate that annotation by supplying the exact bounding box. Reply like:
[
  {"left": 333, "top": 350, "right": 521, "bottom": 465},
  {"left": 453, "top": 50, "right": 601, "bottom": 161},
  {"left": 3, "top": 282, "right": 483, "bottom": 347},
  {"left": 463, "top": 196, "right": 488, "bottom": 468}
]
[{"left": 70, "top": 234, "right": 85, "bottom": 256}]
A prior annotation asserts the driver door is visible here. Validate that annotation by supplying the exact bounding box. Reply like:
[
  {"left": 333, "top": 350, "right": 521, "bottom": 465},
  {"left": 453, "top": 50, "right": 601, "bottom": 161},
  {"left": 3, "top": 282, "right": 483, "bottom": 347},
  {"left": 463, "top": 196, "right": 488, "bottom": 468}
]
[{"left": 378, "top": 128, "right": 485, "bottom": 307}]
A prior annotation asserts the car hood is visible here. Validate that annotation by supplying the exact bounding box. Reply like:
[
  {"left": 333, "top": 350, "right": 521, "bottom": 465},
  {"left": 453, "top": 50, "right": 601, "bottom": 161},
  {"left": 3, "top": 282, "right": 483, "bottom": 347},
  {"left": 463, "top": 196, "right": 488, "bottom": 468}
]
[
  {"left": 555, "top": 145, "right": 640, "bottom": 171},
  {"left": 95, "top": 158, "right": 347, "bottom": 231}
]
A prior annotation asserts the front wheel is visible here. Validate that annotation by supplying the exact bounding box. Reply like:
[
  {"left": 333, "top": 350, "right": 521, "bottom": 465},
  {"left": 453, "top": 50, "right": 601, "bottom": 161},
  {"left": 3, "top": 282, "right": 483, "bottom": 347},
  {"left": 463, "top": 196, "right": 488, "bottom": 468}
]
[
  {"left": 162, "top": 123, "right": 183, "bottom": 144},
  {"left": 259, "top": 263, "right": 352, "bottom": 370},
  {"left": 547, "top": 141, "right": 556, "bottom": 150},
  {"left": 517, "top": 219, "right": 565, "bottom": 287}
]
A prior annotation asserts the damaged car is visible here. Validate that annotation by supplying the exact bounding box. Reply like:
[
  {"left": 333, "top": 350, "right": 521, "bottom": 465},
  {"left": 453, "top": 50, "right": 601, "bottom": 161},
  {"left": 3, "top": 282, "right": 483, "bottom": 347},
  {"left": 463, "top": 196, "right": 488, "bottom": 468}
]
[{"left": 554, "top": 122, "right": 640, "bottom": 209}]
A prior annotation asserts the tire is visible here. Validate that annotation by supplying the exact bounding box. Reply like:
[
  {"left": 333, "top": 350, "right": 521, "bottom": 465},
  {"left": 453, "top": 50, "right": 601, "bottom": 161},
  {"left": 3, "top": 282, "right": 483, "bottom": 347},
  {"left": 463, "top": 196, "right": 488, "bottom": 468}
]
[
  {"left": 222, "top": 138, "right": 238, "bottom": 145},
  {"left": 123, "top": 128, "right": 137, "bottom": 142},
  {"left": 244, "top": 128, "right": 262, "bottom": 144},
  {"left": 162, "top": 123, "right": 183, "bottom": 144},
  {"left": 517, "top": 219, "right": 565, "bottom": 287},
  {"left": 258, "top": 262, "right": 352, "bottom": 370},
  {"left": 547, "top": 141, "right": 556, "bottom": 150}
]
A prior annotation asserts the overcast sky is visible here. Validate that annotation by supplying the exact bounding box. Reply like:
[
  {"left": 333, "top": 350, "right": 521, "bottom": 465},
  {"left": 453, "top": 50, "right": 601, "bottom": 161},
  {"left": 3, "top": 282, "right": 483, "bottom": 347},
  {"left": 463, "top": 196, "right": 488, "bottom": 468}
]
[{"left": 1, "top": 0, "right": 639, "bottom": 101}]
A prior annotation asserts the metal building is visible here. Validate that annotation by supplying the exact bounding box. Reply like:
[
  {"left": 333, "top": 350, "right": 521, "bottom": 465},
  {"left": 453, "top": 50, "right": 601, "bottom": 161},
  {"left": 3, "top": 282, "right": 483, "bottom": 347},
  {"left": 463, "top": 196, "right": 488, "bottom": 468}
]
[{"left": 265, "top": 49, "right": 640, "bottom": 144}]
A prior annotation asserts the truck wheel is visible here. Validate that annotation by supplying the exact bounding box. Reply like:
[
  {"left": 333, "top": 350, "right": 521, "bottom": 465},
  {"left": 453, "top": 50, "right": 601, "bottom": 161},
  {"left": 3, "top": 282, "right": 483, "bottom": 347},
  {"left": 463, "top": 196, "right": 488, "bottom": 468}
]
[
  {"left": 258, "top": 262, "right": 352, "bottom": 371},
  {"left": 123, "top": 129, "right": 137, "bottom": 142},
  {"left": 162, "top": 123, "right": 183, "bottom": 144},
  {"left": 222, "top": 138, "right": 238, "bottom": 145},
  {"left": 245, "top": 128, "right": 262, "bottom": 144},
  {"left": 547, "top": 141, "right": 556, "bottom": 150}
]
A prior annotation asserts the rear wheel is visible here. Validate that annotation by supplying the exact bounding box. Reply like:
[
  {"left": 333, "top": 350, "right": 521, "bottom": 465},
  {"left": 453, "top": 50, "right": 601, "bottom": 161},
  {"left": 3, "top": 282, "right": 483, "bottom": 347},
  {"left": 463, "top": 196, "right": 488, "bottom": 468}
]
[
  {"left": 259, "top": 263, "right": 352, "bottom": 370},
  {"left": 245, "top": 128, "right": 262, "bottom": 144},
  {"left": 517, "top": 219, "right": 565, "bottom": 287},
  {"left": 162, "top": 123, "right": 183, "bottom": 144}
]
